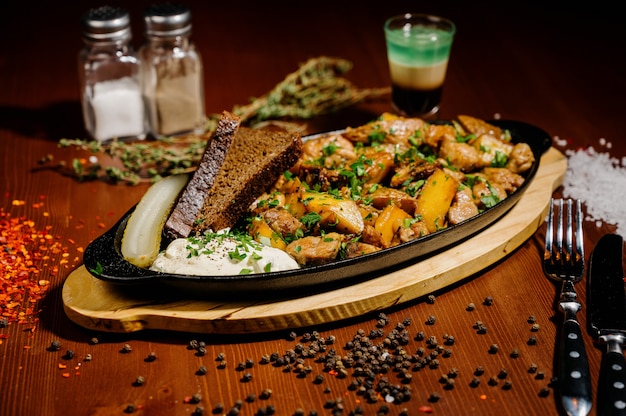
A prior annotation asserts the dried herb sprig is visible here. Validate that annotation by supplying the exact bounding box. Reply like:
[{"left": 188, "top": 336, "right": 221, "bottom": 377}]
[
  {"left": 49, "top": 56, "right": 389, "bottom": 184},
  {"left": 231, "top": 56, "right": 389, "bottom": 126}
]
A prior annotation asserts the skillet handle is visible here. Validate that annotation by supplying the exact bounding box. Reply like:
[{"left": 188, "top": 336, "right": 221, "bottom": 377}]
[{"left": 599, "top": 335, "right": 626, "bottom": 416}]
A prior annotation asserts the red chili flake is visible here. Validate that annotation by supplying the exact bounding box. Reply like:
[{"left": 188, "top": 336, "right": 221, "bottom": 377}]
[
  {"left": 1, "top": 205, "right": 76, "bottom": 334},
  {"left": 418, "top": 406, "right": 433, "bottom": 413},
  {"left": 61, "top": 372, "right": 70, "bottom": 378}
]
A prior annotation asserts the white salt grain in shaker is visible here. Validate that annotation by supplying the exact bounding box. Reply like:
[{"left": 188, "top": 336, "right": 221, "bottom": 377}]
[
  {"left": 139, "top": 3, "right": 206, "bottom": 137},
  {"left": 78, "top": 6, "right": 147, "bottom": 142}
]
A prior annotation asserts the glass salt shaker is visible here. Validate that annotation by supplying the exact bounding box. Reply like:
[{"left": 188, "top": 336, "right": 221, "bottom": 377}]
[
  {"left": 78, "top": 6, "right": 147, "bottom": 142},
  {"left": 139, "top": 3, "right": 206, "bottom": 137}
]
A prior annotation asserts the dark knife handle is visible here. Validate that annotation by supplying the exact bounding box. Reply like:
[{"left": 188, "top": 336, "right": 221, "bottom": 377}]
[
  {"left": 559, "top": 319, "right": 592, "bottom": 402},
  {"left": 599, "top": 336, "right": 626, "bottom": 416}
]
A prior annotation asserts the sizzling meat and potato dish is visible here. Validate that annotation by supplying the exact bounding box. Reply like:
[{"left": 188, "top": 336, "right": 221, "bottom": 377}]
[{"left": 245, "top": 113, "right": 535, "bottom": 267}]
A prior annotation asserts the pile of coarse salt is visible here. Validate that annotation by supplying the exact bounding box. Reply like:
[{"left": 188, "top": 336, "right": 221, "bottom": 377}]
[{"left": 554, "top": 135, "right": 626, "bottom": 237}]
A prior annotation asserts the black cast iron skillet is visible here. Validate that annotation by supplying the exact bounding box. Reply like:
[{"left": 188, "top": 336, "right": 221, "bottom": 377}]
[{"left": 83, "top": 119, "right": 552, "bottom": 296}]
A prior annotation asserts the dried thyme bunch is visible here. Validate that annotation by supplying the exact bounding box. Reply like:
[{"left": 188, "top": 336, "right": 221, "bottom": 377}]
[
  {"left": 232, "top": 56, "right": 389, "bottom": 126},
  {"left": 52, "top": 56, "right": 389, "bottom": 185}
]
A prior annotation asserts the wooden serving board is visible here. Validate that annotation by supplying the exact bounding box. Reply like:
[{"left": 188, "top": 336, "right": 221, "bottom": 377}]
[{"left": 62, "top": 147, "right": 567, "bottom": 334}]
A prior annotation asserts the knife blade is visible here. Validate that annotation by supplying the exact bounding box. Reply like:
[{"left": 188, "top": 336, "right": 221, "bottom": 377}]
[{"left": 588, "top": 233, "right": 626, "bottom": 416}]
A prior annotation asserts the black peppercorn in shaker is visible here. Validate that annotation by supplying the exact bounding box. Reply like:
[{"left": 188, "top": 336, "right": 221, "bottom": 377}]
[{"left": 139, "top": 3, "right": 206, "bottom": 137}]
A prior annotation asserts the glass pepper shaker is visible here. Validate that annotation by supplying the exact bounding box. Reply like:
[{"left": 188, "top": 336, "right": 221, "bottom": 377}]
[
  {"left": 78, "top": 6, "right": 147, "bottom": 142},
  {"left": 139, "top": 3, "right": 206, "bottom": 137}
]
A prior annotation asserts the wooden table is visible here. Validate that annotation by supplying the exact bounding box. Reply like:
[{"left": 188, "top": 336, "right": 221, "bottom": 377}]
[{"left": 1, "top": 1, "right": 624, "bottom": 415}]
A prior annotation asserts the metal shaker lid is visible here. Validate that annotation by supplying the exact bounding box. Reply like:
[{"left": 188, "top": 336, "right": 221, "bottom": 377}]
[
  {"left": 81, "top": 6, "right": 131, "bottom": 41},
  {"left": 144, "top": 3, "right": 192, "bottom": 37}
]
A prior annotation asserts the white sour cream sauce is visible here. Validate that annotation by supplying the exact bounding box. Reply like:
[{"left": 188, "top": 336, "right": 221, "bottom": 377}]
[{"left": 150, "top": 233, "right": 299, "bottom": 276}]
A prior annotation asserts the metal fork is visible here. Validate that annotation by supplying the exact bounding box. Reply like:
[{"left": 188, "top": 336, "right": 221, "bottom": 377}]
[{"left": 543, "top": 198, "right": 592, "bottom": 416}]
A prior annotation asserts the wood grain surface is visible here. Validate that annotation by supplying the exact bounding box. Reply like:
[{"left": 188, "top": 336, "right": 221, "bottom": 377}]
[{"left": 1, "top": 1, "right": 624, "bottom": 415}]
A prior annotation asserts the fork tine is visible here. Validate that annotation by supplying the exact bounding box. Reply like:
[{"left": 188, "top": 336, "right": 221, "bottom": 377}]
[
  {"left": 575, "top": 199, "right": 584, "bottom": 264},
  {"left": 545, "top": 199, "right": 555, "bottom": 261},
  {"left": 565, "top": 199, "right": 573, "bottom": 263},
  {"left": 556, "top": 199, "right": 564, "bottom": 263}
]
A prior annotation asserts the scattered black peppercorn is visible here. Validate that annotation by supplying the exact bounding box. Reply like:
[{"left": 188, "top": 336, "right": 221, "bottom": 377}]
[
  {"left": 49, "top": 340, "right": 62, "bottom": 351},
  {"left": 241, "top": 372, "right": 253, "bottom": 382},
  {"left": 192, "top": 406, "right": 204, "bottom": 416},
  {"left": 428, "top": 392, "right": 440, "bottom": 402},
  {"left": 444, "top": 378, "right": 455, "bottom": 389},
  {"left": 213, "top": 403, "right": 224, "bottom": 413},
  {"left": 427, "top": 294, "right": 436, "bottom": 304},
  {"left": 466, "top": 302, "right": 475, "bottom": 311},
  {"left": 197, "top": 365, "right": 207, "bottom": 375},
  {"left": 133, "top": 376, "right": 145, "bottom": 386},
  {"left": 502, "top": 379, "right": 513, "bottom": 390},
  {"left": 121, "top": 343, "right": 132, "bottom": 353},
  {"left": 189, "top": 340, "right": 199, "bottom": 350},
  {"left": 470, "top": 377, "right": 480, "bottom": 387},
  {"left": 64, "top": 350, "right": 74, "bottom": 359},
  {"left": 488, "top": 376, "right": 499, "bottom": 386},
  {"left": 527, "top": 336, "right": 538, "bottom": 345},
  {"left": 535, "top": 371, "right": 545, "bottom": 380},
  {"left": 145, "top": 351, "right": 157, "bottom": 362},
  {"left": 531, "top": 323, "right": 540, "bottom": 332},
  {"left": 260, "top": 389, "right": 272, "bottom": 399},
  {"left": 426, "top": 335, "right": 438, "bottom": 347},
  {"left": 488, "top": 344, "right": 499, "bottom": 354},
  {"left": 84, "top": 353, "right": 92, "bottom": 361},
  {"left": 497, "top": 368, "right": 508, "bottom": 379},
  {"left": 539, "top": 387, "right": 551, "bottom": 397},
  {"left": 124, "top": 403, "right": 136, "bottom": 414},
  {"left": 196, "top": 347, "right": 206, "bottom": 356},
  {"left": 510, "top": 348, "right": 520, "bottom": 358},
  {"left": 474, "top": 366, "right": 485, "bottom": 376},
  {"left": 426, "top": 315, "right": 436, "bottom": 325},
  {"left": 216, "top": 352, "right": 226, "bottom": 361},
  {"left": 90, "top": 337, "right": 99, "bottom": 345},
  {"left": 528, "top": 363, "right": 538, "bottom": 373},
  {"left": 483, "top": 296, "right": 494, "bottom": 306}
]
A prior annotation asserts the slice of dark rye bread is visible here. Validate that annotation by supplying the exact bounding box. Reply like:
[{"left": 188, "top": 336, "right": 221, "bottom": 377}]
[{"left": 163, "top": 111, "right": 303, "bottom": 239}]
